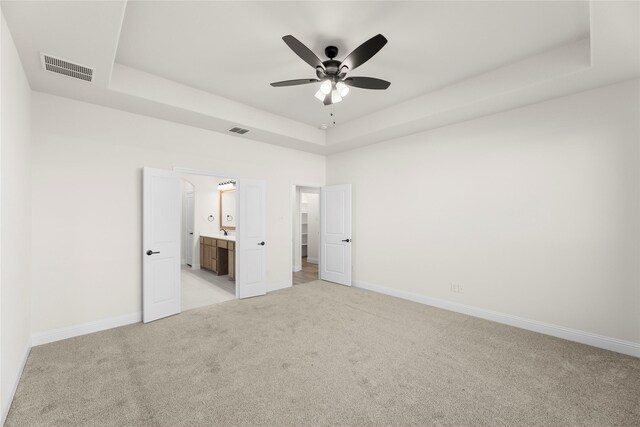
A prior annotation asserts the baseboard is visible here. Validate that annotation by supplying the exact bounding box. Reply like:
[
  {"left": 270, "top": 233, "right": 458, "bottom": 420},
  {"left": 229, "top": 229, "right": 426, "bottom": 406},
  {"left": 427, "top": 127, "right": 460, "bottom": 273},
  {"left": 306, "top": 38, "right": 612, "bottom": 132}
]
[
  {"left": 1, "top": 339, "right": 31, "bottom": 426},
  {"left": 31, "top": 312, "right": 142, "bottom": 347},
  {"left": 353, "top": 280, "right": 640, "bottom": 358},
  {"left": 307, "top": 257, "right": 318, "bottom": 265},
  {"left": 269, "top": 280, "right": 292, "bottom": 293},
  {"left": 293, "top": 264, "right": 301, "bottom": 272}
]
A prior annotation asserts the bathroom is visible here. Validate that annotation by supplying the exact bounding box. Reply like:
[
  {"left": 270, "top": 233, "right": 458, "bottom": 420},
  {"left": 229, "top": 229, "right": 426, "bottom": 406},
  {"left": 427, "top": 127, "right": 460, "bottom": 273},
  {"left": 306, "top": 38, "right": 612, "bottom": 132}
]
[{"left": 180, "top": 173, "right": 237, "bottom": 311}]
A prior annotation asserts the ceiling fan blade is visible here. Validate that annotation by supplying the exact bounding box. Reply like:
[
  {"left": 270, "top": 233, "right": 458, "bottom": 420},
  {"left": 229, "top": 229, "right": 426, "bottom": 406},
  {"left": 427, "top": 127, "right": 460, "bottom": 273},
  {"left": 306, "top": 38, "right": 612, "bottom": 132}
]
[
  {"left": 344, "top": 77, "right": 391, "bottom": 90},
  {"left": 340, "top": 34, "right": 387, "bottom": 72},
  {"left": 282, "top": 35, "right": 325, "bottom": 70},
  {"left": 270, "top": 79, "right": 320, "bottom": 87}
]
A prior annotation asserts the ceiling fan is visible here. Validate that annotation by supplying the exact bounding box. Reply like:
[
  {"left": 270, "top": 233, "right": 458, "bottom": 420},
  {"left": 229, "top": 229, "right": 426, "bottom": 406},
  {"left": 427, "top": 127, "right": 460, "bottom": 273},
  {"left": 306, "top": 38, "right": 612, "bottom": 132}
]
[{"left": 270, "top": 34, "right": 390, "bottom": 106}]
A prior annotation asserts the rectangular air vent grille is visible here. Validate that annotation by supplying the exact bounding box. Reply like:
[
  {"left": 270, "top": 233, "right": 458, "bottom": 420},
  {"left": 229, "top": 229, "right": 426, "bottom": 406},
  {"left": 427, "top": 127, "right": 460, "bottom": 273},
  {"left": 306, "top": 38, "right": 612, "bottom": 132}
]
[
  {"left": 228, "top": 126, "right": 249, "bottom": 135},
  {"left": 40, "top": 53, "right": 94, "bottom": 82}
]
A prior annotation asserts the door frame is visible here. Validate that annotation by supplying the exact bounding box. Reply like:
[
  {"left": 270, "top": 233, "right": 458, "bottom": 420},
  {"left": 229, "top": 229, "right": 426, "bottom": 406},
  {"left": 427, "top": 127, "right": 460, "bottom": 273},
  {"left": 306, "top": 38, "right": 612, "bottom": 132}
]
[
  {"left": 173, "top": 167, "right": 240, "bottom": 298},
  {"left": 289, "top": 182, "right": 323, "bottom": 287},
  {"left": 182, "top": 182, "right": 195, "bottom": 266}
]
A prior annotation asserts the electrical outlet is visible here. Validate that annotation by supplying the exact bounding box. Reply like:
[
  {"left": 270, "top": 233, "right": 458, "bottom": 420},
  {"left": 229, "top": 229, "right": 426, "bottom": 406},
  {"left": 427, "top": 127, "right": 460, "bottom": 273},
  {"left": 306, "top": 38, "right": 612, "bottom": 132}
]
[{"left": 450, "top": 282, "right": 463, "bottom": 294}]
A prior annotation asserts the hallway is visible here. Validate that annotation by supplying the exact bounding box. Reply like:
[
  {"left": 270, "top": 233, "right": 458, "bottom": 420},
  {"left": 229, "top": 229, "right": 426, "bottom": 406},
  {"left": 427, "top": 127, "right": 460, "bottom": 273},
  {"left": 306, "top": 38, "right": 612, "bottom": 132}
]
[{"left": 293, "top": 257, "right": 318, "bottom": 286}]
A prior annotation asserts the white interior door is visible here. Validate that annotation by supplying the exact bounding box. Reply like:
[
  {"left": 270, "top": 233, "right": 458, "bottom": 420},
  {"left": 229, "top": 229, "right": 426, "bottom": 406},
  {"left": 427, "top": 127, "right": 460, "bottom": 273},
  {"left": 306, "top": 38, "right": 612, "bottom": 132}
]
[
  {"left": 185, "top": 191, "right": 194, "bottom": 265},
  {"left": 237, "top": 178, "right": 267, "bottom": 298},
  {"left": 320, "top": 184, "right": 352, "bottom": 286},
  {"left": 143, "top": 167, "right": 181, "bottom": 323}
]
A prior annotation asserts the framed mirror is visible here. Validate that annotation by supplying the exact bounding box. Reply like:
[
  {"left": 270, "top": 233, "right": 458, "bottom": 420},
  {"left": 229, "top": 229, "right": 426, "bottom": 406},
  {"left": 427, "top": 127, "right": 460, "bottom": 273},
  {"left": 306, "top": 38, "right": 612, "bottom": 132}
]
[{"left": 220, "top": 189, "right": 236, "bottom": 230}]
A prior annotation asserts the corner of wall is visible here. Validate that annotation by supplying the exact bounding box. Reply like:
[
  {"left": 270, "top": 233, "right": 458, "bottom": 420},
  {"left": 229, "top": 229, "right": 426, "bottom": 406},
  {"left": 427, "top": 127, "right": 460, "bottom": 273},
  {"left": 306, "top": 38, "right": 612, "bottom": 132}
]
[{"left": 1, "top": 9, "right": 34, "bottom": 424}]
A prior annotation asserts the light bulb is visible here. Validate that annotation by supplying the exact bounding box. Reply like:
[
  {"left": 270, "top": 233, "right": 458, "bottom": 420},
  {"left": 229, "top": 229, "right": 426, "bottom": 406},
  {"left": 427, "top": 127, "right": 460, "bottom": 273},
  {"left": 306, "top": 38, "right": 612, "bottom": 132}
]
[
  {"left": 314, "top": 89, "right": 325, "bottom": 101},
  {"left": 336, "top": 81, "right": 349, "bottom": 97},
  {"left": 320, "top": 80, "right": 332, "bottom": 94},
  {"left": 331, "top": 89, "right": 342, "bottom": 104}
]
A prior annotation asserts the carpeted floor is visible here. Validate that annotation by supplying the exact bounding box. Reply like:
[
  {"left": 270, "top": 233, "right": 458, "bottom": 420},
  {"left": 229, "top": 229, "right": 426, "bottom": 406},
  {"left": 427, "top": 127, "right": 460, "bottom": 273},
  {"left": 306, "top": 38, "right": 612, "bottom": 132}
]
[{"left": 6, "top": 281, "right": 640, "bottom": 426}]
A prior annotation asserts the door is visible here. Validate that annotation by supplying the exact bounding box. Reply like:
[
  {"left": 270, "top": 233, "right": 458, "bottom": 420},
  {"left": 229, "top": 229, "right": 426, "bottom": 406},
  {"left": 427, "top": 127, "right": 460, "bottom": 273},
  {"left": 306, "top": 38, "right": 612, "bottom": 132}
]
[
  {"left": 185, "top": 191, "right": 194, "bottom": 265},
  {"left": 143, "top": 167, "right": 181, "bottom": 323},
  {"left": 237, "top": 178, "right": 267, "bottom": 298},
  {"left": 320, "top": 184, "right": 352, "bottom": 286}
]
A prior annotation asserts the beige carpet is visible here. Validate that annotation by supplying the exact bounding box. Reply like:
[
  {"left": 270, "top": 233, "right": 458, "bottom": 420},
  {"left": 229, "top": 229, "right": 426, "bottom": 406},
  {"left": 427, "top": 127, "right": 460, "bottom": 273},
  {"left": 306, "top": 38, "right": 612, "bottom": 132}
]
[{"left": 6, "top": 281, "right": 640, "bottom": 426}]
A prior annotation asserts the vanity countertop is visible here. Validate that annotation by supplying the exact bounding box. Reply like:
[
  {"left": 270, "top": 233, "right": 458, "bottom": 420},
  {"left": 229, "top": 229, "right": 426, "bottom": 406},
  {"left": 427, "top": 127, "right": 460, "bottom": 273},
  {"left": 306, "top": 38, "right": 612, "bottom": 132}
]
[{"left": 200, "top": 233, "right": 236, "bottom": 242}]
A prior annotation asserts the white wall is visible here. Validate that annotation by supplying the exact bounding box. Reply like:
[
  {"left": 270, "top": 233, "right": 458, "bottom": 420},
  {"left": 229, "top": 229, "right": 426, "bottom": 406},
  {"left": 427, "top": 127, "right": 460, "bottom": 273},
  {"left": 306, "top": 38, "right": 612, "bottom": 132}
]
[
  {"left": 327, "top": 79, "right": 640, "bottom": 345},
  {"left": 1, "top": 11, "right": 32, "bottom": 422},
  {"left": 30, "top": 92, "right": 325, "bottom": 335}
]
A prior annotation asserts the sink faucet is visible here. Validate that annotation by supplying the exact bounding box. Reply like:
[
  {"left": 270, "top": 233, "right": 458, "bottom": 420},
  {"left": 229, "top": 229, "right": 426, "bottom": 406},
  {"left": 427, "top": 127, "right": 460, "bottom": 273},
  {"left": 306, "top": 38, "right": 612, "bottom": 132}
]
[{"left": 220, "top": 229, "right": 228, "bottom": 236}]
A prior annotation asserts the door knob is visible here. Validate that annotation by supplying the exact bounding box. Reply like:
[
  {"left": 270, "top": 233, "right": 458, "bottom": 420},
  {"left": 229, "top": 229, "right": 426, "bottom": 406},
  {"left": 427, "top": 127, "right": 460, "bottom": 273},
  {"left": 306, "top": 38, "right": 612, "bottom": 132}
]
[
  {"left": 146, "top": 250, "right": 160, "bottom": 256},
  {"left": 342, "top": 239, "right": 351, "bottom": 243},
  {"left": 257, "top": 241, "right": 265, "bottom": 246}
]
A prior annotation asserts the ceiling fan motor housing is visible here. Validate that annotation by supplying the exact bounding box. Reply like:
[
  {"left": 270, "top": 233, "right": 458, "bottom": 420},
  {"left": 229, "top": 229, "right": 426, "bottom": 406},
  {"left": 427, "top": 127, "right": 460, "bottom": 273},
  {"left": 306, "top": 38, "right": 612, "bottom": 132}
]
[{"left": 321, "top": 59, "right": 342, "bottom": 78}]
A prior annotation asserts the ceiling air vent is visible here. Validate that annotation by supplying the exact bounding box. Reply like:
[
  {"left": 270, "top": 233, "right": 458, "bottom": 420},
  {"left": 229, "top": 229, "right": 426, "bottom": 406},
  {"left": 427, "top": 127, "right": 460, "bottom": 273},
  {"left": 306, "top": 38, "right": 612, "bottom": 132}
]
[
  {"left": 40, "top": 53, "right": 94, "bottom": 82},
  {"left": 228, "top": 126, "right": 250, "bottom": 135}
]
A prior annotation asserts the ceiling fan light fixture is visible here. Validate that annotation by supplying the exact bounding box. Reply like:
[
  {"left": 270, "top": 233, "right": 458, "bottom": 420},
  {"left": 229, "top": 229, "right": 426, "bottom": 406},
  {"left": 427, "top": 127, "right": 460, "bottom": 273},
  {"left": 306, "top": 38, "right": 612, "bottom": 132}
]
[
  {"left": 336, "top": 81, "right": 349, "bottom": 97},
  {"left": 331, "top": 88, "right": 343, "bottom": 104},
  {"left": 320, "top": 80, "right": 332, "bottom": 94},
  {"left": 314, "top": 89, "right": 326, "bottom": 101}
]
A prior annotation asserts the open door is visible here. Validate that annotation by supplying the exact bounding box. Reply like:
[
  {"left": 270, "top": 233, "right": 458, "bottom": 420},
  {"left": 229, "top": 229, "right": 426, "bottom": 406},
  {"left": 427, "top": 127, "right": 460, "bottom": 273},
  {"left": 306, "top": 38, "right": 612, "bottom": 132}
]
[
  {"left": 320, "top": 184, "right": 352, "bottom": 286},
  {"left": 143, "top": 167, "right": 181, "bottom": 322},
  {"left": 237, "top": 178, "right": 267, "bottom": 298}
]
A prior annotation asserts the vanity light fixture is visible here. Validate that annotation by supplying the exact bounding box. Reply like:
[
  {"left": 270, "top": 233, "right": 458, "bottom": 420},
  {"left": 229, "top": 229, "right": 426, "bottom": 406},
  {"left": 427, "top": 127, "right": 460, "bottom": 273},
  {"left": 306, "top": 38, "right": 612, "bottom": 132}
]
[{"left": 218, "top": 180, "right": 236, "bottom": 191}]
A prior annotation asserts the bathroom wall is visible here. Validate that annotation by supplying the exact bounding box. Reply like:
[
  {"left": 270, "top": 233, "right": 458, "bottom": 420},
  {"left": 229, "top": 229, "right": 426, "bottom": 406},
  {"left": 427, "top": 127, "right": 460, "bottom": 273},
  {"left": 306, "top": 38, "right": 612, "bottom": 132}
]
[{"left": 180, "top": 173, "right": 232, "bottom": 268}]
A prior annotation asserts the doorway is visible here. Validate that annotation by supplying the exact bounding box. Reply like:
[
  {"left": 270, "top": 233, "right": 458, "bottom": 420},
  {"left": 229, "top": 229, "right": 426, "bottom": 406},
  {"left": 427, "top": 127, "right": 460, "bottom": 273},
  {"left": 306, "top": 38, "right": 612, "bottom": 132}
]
[
  {"left": 179, "top": 173, "right": 236, "bottom": 311},
  {"left": 292, "top": 186, "right": 320, "bottom": 285},
  {"left": 143, "top": 167, "right": 267, "bottom": 323}
]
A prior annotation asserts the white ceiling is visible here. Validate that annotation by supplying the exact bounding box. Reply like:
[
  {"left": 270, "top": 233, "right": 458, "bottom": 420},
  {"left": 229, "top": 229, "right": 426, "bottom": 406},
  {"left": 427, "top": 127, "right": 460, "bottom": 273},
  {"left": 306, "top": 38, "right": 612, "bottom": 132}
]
[
  {"left": 1, "top": 1, "right": 638, "bottom": 154},
  {"left": 115, "top": 1, "right": 589, "bottom": 127}
]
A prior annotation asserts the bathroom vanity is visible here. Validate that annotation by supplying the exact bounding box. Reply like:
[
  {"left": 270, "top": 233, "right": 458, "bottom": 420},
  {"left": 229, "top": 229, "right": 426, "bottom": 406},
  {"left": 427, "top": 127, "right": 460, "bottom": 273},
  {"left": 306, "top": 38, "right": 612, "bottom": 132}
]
[{"left": 199, "top": 234, "right": 235, "bottom": 280}]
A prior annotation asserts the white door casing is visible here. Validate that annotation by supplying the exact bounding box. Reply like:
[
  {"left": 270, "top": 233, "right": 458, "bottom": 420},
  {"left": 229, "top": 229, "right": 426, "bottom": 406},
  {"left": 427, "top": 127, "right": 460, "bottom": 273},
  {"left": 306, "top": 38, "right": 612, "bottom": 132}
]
[
  {"left": 320, "top": 184, "right": 352, "bottom": 286},
  {"left": 185, "top": 191, "right": 194, "bottom": 265},
  {"left": 237, "top": 178, "right": 267, "bottom": 298},
  {"left": 143, "top": 167, "right": 181, "bottom": 323}
]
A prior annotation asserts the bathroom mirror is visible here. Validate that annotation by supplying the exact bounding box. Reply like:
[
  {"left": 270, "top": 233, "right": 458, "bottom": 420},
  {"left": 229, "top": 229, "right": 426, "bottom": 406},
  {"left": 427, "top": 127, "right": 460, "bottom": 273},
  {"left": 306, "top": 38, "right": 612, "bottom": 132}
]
[{"left": 220, "top": 189, "right": 236, "bottom": 230}]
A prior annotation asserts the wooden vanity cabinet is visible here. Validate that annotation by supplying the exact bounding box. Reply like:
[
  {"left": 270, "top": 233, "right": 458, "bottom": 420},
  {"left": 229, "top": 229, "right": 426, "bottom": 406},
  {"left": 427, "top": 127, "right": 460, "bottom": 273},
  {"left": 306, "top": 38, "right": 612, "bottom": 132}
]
[
  {"left": 200, "top": 236, "right": 235, "bottom": 281},
  {"left": 228, "top": 242, "right": 235, "bottom": 280}
]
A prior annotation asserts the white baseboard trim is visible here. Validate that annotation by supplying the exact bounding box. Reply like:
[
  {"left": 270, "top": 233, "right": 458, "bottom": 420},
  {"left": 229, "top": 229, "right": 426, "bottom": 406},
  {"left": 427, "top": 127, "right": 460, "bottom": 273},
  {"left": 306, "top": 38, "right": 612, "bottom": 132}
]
[
  {"left": 1, "top": 339, "right": 31, "bottom": 426},
  {"left": 31, "top": 312, "right": 142, "bottom": 347},
  {"left": 353, "top": 280, "right": 640, "bottom": 358},
  {"left": 307, "top": 257, "right": 319, "bottom": 265},
  {"left": 269, "top": 280, "right": 292, "bottom": 293},
  {"left": 293, "top": 264, "right": 301, "bottom": 272}
]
